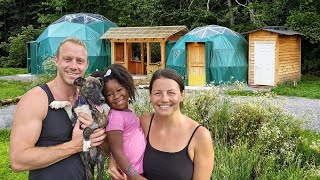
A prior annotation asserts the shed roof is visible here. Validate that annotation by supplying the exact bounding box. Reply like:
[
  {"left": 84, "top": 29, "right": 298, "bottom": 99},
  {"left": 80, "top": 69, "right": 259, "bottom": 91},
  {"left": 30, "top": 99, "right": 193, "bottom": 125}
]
[
  {"left": 101, "top": 26, "right": 188, "bottom": 39},
  {"left": 242, "top": 26, "right": 303, "bottom": 36}
]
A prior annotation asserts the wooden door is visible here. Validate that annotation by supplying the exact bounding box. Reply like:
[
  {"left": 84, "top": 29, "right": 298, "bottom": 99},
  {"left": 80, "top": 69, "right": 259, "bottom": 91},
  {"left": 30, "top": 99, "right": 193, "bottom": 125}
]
[
  {"left": 253, "top": 41, "right": 275, "bottom": 86},
  {"left": 187, "top": 43, "right": 206, "bottom": 86},
  {"left": 115, "top": 43, "right": 124, "bottom": 63}
]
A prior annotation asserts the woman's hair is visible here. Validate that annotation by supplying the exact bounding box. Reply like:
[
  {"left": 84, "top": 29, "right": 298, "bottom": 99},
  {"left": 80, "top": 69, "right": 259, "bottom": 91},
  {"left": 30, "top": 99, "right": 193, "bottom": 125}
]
[
  {"left": 149, "top": 68, "right": 185, "bottom": 94},
  {"left": 102, "top": 64, "right": 136, "bottom": 103}
]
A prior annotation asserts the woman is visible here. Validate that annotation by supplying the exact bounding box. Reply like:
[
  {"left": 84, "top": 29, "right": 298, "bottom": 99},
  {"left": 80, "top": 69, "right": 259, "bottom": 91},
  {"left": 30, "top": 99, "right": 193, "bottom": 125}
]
[{"left": 109, "top": 68, "right": 214, "bottom": 180}]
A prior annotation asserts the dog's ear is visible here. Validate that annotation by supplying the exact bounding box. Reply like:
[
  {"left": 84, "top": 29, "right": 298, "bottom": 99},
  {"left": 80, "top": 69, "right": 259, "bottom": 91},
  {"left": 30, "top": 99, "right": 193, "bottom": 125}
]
[
  {"left": 96, "top": 77, "right": 103, "bottom": 86},
  {"left": 74, "top": 77, "right": 86, "bottom": 87}
]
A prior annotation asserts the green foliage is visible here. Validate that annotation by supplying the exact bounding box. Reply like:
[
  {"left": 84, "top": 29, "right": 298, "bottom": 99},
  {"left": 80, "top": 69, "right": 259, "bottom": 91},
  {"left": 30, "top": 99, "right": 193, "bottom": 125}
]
[
  {"left": 0, "top": 68, "right": 27, "bottom": 76},
  {"left": 0, "top": 0, "right": 319, "bottom": 73},
  {"left": 132, "top": 90, "right": 153, "bottom": 117},
  {"left": 272, "top": 75, "right": 320, "bottom": 99},
  {"left": 0, "top": 25, "right": 42, "bottom": 68}
]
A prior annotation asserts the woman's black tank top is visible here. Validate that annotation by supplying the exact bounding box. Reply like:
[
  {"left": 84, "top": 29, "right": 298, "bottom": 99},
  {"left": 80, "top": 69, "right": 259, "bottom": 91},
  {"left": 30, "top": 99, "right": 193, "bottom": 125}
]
[
  {"left": 143, "top": 114, "right": 201, "bottom": 180},
  {"left": 28, "top": 84, "right": 85, "bottom": 180}
]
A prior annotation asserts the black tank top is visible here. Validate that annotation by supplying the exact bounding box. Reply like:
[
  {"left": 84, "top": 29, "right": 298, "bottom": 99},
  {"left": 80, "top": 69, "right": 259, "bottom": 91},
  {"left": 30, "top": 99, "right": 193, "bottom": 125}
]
[
  {"left": 143, "top": 114, "right": 201, "bottom": 180},
  {"left": 28, "top": 84, "right": 86, "bottom": 180}
]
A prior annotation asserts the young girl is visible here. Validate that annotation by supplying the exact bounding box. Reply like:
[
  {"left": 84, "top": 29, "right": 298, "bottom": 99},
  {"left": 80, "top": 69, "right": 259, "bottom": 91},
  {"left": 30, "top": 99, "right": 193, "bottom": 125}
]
[{"left": 103, "top": 64, "right": 146, "bottom": 180}]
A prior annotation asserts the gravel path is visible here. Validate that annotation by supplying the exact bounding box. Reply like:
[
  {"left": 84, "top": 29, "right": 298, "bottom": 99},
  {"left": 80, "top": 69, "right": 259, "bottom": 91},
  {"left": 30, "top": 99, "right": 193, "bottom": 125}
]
[
  {"left": 278, "top": 96, "right": 320, "bottom": 131},
  {"left": 1, "top": 95, "right": 319, "bottom": 131}
]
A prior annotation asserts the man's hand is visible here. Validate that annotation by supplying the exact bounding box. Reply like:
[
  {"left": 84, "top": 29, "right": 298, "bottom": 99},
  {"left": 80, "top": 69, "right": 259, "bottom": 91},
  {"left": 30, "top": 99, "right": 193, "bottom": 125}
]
[
  {"left": 90, "top": 128, "right": 107, "bottom": 147},
  {"left": 71, "top": 120, "right": 85, "bottom": 152},
  {"left": 77, "top": 112, "right": 93, "bottom": 130},
  {"left": 76, "top": 112, "right": 107, "bottom": 148}
]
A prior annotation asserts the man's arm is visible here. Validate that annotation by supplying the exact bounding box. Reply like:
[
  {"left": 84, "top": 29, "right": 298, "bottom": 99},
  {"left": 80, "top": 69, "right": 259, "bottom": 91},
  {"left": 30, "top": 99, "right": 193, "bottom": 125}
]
[{"left": 9, "top": 87, "right": 84, "bottom": 172}]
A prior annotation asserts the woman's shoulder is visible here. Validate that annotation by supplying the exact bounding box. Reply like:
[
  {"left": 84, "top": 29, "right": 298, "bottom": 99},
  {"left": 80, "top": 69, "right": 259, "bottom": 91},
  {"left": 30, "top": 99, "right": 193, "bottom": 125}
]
[
  {"left": 139, "top": 112, "right": 154, "bottom": 131},
  {"left": 186, "top": 116, "right": 212, "bottom": 144},
  {"left": 192, "top": 125, "right": 212, "bottom": 149}
]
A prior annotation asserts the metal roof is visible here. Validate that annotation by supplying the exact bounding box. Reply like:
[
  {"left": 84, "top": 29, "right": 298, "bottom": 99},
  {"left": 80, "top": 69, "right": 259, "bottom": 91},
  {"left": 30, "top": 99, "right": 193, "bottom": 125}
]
[
  {"left": 101, "top": 26, "right": 189, "bottom": 39},
  {"left": 242, "top": 26, "right": 303, "bottom": 36}
]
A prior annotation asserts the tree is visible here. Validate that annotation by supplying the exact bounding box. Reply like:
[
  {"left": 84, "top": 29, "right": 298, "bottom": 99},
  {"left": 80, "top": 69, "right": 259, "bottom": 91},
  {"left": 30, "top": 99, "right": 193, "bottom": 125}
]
[{"left": 0, "top": 25, "right": 42, "bottom": 67}]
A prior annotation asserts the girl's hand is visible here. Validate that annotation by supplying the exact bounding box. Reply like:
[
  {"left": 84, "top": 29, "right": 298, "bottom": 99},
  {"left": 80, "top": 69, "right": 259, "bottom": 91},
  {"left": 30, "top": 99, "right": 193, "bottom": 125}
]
[{"left": 108, "top": 157, "right": 127, "bottom": 180}]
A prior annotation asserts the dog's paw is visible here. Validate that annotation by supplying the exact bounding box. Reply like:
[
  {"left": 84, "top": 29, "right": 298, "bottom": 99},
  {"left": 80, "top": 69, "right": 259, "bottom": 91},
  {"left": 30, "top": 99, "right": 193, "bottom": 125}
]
[
  {"left": 83, "top": 140, "right": 91, "bottom": 152},
  {"left": 49, "top": 101, "right": 72, "bottom": 109}
]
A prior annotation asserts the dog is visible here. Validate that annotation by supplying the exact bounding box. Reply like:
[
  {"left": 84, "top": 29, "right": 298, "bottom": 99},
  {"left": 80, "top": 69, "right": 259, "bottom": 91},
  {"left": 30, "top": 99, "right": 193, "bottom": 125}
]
[{"left": 49, "top": 76, "right": 108, "bottom": 180}]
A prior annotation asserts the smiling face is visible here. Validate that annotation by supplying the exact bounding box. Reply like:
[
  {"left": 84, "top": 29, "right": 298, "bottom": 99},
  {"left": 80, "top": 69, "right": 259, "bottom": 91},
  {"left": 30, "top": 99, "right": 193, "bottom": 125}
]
[
  {"left": 55, "top": 41, "right": 88, "bottom": 86},
  {"left": 104, "top": 79, "right": 129, "bottom": 111},
  {"left": 150, "top": 77, "right": 184, "bottom": 116}
]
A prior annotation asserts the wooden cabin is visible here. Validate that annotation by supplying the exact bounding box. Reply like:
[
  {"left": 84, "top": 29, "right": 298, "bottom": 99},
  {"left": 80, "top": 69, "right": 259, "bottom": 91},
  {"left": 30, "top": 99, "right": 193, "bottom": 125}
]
[
  {"left": 245, "top": 26, "right": 302, "bottom": 86},
  {"left": 101, "top": 26, "right": 188, "bottom": 75}
]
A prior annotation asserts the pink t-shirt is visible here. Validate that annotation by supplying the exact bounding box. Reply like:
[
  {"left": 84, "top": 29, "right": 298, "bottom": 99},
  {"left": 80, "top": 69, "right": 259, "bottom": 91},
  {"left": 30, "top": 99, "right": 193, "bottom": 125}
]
[{"left": 106, "top": 109, "right": 146, "bottom": 174}]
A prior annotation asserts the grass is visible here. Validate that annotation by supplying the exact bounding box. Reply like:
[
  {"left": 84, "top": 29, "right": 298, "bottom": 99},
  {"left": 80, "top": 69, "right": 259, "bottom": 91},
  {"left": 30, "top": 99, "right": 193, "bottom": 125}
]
[
  {"left": 0, "top": 68, "right": 27, "bottom": 76},
  {"left": 0, "top": 80, "right": 34, "bottom": 100},
  {"left": 272, "top": 75, "right": 320, "bottom": 99},
  {"left": 0, "top": 129, "right": 28, "bottom": 179}
]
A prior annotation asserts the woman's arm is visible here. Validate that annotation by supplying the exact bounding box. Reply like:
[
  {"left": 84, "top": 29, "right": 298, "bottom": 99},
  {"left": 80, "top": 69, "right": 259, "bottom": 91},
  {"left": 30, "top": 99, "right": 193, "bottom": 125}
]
[{"left": 192, "top": 127, "right": 214, "bottom": 180}]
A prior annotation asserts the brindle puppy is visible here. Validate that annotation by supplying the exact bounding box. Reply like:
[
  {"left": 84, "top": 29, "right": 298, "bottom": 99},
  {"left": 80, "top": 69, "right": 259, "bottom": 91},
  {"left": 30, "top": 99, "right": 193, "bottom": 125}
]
[{"left": 50, "top": 76, "right": 108, "bottom": 180}]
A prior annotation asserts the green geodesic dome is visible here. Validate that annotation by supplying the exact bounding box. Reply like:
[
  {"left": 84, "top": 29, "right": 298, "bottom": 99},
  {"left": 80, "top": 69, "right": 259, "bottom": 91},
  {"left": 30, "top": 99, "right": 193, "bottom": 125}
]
[
  {"left": 27, "top": 13, "right": 117, "bottom": 74},
  {"left": 166, "top": 25, "right": 248, "bottom": 85}
]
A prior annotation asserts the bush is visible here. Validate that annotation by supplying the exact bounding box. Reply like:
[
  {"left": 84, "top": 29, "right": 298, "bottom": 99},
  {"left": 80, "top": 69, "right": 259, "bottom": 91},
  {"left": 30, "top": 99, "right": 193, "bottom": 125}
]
[
  {"left": 42, "top": 55, "right": 57, "bottom": 76},
  {"left": 0, "top": 25, "right": 42, "bottom": 68},
  {"left": 132, "top": 88, "right": 319, "bottom": 179}
]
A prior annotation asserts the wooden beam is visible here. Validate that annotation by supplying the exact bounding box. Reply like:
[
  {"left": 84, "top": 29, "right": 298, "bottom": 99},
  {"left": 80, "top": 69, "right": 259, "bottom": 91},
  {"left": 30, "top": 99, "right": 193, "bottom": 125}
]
[{"left": 110, "top": 38, "right": 166, "bottom": 43}]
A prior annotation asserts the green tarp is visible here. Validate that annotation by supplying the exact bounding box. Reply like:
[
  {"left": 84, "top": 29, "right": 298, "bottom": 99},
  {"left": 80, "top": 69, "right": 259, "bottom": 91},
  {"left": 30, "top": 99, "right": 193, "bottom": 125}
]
[
  {"left": 166, "top": 25, "right": 248, "bottom": 85},
  {"left": 27, "top": 13, "right": 117, "bottom": 74}
]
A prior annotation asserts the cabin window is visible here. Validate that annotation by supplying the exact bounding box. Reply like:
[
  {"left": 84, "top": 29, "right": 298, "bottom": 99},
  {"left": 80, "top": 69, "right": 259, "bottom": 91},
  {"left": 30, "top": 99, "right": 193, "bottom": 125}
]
[
  {"left": 151, "top": 43, "right": 161, "bottom": 63},
  {"left": 132, "top": 43, "right": 141, "bottom": 61}
]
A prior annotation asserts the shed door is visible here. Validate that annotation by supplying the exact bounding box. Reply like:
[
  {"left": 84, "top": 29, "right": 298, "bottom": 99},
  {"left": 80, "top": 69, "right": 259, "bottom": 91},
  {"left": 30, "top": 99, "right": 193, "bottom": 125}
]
[
  {"left": 254, "top": 41, "right": 275, "bottom": 86},
  {"left": 187, "top": 43, "right": 205, "bottom": 86}
]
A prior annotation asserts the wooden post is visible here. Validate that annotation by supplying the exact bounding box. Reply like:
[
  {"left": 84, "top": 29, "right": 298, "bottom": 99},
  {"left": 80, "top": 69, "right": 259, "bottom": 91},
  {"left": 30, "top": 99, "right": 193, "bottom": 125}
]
[
  {"left": 140, "top": 42, "right": 144, "bottom": 74},
  {"left": 160, "top": 40, "right": 166, "bottom": 69},
  {"left": 111, "top": 40, "right": 115, "bottom": 64},
  {"left": 124, "top": 42, "right": 128, "bottom": 69},
  {"left": 147, "top": 42, "right": 151, "bottom": 74},
  {"left": 275, "top": 35, "right": 279, "bottom": 86}
]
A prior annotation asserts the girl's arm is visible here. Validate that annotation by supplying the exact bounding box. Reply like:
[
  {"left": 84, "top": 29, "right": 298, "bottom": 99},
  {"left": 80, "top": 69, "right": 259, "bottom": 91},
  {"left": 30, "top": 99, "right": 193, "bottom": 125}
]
[
  {"left": 107, "top": 130, "right": 147, "bottom": 180},
  {"left": 192, "top": 127, "right": 214, "bottom": 180}
]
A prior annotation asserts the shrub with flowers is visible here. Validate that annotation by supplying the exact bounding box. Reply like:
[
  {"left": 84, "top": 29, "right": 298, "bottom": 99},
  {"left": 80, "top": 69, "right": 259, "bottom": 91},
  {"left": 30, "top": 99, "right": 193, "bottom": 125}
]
[
  {"left": 132, "top": 84, "right": 320, "bottom": 179},
  {"left": 42, "top": 55, "right": 56, "bottom": 75}
]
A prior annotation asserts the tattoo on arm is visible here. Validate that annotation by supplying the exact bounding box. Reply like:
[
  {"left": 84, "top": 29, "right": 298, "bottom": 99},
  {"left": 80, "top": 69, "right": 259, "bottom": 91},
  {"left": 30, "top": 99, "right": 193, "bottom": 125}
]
[{"left": 126, "top": 164, "right": 138, "bottom": 177}]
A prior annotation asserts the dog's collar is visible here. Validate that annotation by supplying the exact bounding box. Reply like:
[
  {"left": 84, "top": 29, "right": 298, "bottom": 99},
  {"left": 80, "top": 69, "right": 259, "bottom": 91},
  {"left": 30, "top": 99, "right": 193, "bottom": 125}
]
[{"left": 74, "top": 96, "right": 85, "bottom": 107}]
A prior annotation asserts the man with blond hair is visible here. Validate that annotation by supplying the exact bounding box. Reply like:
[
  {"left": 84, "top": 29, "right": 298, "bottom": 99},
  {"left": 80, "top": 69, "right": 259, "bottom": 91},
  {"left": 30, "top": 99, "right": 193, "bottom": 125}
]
[{"left": 10, "top": 37, "right": 107, "bottom": 179}]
